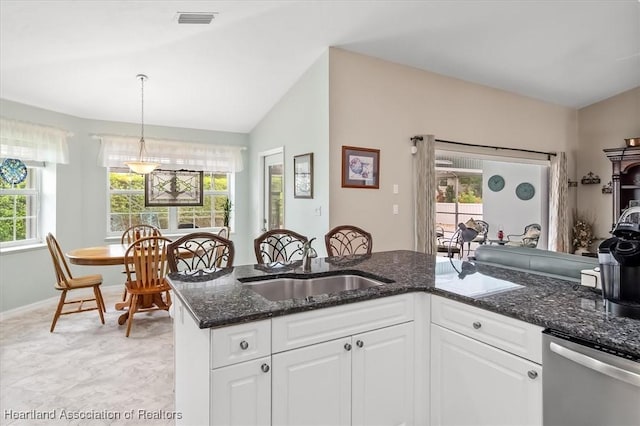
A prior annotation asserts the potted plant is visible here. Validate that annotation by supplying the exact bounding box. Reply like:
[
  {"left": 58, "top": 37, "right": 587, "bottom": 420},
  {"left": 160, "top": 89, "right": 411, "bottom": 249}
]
[
  {"left": 572, "top": 211, "right": 595, "bottom": 255},
  {"left": 222, "top": 198, "right": 232, "bottom": 231}
]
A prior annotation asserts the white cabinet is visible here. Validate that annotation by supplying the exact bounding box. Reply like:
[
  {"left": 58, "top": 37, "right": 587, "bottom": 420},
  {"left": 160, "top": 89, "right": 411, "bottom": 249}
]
[
  {"left": 430, "top": 296, "right": 543, "bottom": 426},
  {"left": 272, "top": 337, "right": 352, "bottom": 426},
  {"left": 174, "top": 297, "right": 271, "bottom": 426},
  {"left": 175, "top": 293, "right": 418, "bottom": 426},
  {"left": 351, "top": 323, "right": 414, "bottom": 426},
  {"left": 272, "top": 322, "right": 414, "bottom": 426},
  {"left": 175, "top": 297, "right": 211, "bottom": 426},
  {"left": 211, "top": 356, "right": 271, "bottom": 426}
]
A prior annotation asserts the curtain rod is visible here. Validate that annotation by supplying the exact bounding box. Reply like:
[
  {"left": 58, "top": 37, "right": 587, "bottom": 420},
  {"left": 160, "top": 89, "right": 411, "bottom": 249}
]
[{"left": 410, "top": 136, "right": 556, "bottom": 158}]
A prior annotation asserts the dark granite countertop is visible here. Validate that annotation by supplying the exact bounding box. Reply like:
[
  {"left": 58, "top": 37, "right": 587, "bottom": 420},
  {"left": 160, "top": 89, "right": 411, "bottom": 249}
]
[{"left": 166, "top": 250, "right": 640, "bottom": 358}]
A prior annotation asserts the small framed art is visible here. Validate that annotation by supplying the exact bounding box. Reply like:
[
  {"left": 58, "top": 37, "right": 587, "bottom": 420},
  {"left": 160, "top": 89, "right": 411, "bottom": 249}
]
[
  {"left": 145, "top": 169, "right": 204, "bottom": 207},
  {"left": 341, "top": 146, "right": 380, "bottom": 189},
  {"left": 294, "top": 152, "right": 313, "bottom": 198}
]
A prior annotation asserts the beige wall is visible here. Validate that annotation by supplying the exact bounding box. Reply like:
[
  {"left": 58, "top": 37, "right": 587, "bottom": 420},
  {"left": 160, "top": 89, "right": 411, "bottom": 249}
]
[
  {"left": 329, "top": 48, "right": 578, "bottom": 252},
  {"left": 578, "top": 87, "right": 640, "bottom": 241}
]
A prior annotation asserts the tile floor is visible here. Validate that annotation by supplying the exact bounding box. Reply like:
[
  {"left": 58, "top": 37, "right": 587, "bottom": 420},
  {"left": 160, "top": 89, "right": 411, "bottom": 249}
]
[{"left": 0, "top": 286, "right": 175, "bottom": 426}]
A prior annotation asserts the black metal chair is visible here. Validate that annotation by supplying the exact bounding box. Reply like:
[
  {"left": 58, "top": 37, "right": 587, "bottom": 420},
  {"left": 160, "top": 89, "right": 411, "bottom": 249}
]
[
  {"left": 506, "top": 223, "right": 542, "bottom": 248},
  {"left": 253, "top": 229, "right": 308, "bottom": 264},
  {"left": 324, "top": 225, "right": 372, "bottom": 256}
]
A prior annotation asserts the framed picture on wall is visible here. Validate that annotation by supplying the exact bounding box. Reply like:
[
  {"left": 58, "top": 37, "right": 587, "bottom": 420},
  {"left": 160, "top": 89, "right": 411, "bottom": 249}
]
[
  {"left": 145, "top": 169, "right": 204, "bottom": 207},
  {"left": 341, "top": 146, "right": 380, "bottom": 189},
  {"left": 294, "top": 153, "right": 313, "bottom": 198}
]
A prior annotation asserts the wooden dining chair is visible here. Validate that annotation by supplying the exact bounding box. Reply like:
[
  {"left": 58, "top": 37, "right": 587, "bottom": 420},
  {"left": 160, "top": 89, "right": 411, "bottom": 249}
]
[
  {"left": 167, "top": 232, "right": 235, "bottom": 273},
  {"left": 119, "top": 224, "right": 162, "bottom": 301},
  {"left": 45, "top": 233, "right": 106, "bottom": 332},
  {"left": 121, "top": 224, "right": 161, "bottom": 244},
  {"left": 254, "top": 229, "right": 308, "bottom": 264},
  {"left": 324, "top": 225, "right": 372, "bottom": 256},
  {"left": 123, "top": 236, "right": 173, "bottom": 337}
]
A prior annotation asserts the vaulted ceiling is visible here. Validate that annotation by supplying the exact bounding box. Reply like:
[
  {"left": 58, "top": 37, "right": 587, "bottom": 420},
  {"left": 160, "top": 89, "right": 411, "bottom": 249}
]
[{"left": 1, "top": 1, "right": 638, "bottom": 133}]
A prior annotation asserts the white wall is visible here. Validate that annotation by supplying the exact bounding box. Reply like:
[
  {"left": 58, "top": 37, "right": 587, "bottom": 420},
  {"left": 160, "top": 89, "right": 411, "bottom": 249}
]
[
  {"left": 329, "top": 48, "right": 578, "bottom": 252},
  {"left": 482, "top": 161, "right": 549, "bottom": 249},
  {"left": 577, "top": 87, "right": 640, "bottom": 242},
  {"left": 0, "top": 98, "right": 250, "bottom": 312},
  {"left": 249, "top": 52, "right": 330, "bottom": 257}
]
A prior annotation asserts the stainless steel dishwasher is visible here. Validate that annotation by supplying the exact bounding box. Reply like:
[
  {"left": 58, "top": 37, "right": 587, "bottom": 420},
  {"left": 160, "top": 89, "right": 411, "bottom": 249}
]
[{"left": 542, "top": 329, "right": 640, "bottom": 426}]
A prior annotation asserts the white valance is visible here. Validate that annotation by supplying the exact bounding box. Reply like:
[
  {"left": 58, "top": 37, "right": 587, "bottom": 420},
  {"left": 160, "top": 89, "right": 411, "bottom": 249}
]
[
  {"left": 97, "top": 135, "right": 245, "bottom": 172},
  {"left": 0, "top": 117, "right": 71, "bottom": 164}
]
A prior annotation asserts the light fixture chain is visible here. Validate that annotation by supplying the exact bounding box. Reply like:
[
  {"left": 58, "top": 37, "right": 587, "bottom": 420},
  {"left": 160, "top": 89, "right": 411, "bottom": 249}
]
[{"left": 140, "top": 74, "right": 144, "bottom": 141}]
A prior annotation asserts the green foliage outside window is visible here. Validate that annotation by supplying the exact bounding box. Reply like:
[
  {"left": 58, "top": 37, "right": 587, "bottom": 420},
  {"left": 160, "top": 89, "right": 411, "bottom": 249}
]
[
  {"left": 108, "top": 170, "right": 230, "bottom": 232},
  {"left": 0, "top": 171, "right": 35, "bottom": 243}
]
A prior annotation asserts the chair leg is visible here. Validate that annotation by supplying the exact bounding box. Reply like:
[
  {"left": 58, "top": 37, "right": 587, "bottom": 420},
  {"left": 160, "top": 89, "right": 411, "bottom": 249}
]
[
  {"left": 164, "top": 290, "right": 172, "bottom": 309},
  {"left": 50, "top": 290, "right": 67, "bottom": 332},
  {"left": 125, "top": 294, "right": 139, "bottom": 337},
  {"left": 93, "top": 286, "right": 105, "bottom": 324},
  {"left": 121, "top": 287, "right": 127, "bottom": 302}
]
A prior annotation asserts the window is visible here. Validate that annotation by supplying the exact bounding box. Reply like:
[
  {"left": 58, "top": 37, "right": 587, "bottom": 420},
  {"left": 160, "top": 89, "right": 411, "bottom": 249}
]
[
  {"left": 0, "top": 163, "right": 40, "bottom": 247},
  {"left": 108, "top": 168, "right": 233, "bottom": 235}
]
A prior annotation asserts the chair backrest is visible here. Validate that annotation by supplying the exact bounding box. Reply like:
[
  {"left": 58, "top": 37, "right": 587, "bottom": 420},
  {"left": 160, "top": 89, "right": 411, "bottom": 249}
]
[
  {"left": 45, "top": 233, "right": 73, "bottom": 288},
  {"left": 325, "top": 225, "right": 372, "bottom": 256},
  {"left": 167, "top": 232, "right": 235, "bottom": 273},
  {"left": 217, "top": 227, "right": 229, "bottom": 239},
  {"left": 254, "top": 229, "right": 308, "bottom": 264},
  {"left": 124, "top": 236, "right": 172, "bottom": 290},
  {"left": 121, "top": 224, "right": 161, "bottom": 244},
  {"left": 475, "top": 220, "right": 489, "bottom": 241},
  {"left": 523, "top": 223, "right": 542, "bottom": 247}
]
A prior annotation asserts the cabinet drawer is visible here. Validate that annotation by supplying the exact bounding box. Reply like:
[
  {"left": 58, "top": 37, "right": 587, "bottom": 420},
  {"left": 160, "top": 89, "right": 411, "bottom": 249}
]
[
  {"left": 272, "top": 294, "right": 414, "bottom": 353},
  {"left": 431, "top": 296, "right": 542, "bottom": 363},
  {"left": 211, "top": 319, "right": 271, "bottom": 369}
]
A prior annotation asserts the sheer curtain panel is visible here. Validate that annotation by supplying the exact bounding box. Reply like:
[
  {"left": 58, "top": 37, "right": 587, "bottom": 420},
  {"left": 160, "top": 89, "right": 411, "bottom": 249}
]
[
  {"left": 0, "top": 117, "right": 70, "bottom": 163},
  {"left": 415, "top": 134, "right": 437, "bottom": 255},
  {"left": 98, "top": 135, "right": 244, "bottom": 172},
  {"left": 548, "top": 152, "right": 570, "bottom": 252}
]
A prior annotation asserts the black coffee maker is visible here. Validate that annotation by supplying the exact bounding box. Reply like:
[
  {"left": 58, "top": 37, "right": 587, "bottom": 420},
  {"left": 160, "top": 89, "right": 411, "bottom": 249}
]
[{"left": 598, "top": 207, "right": 640, "bottom": 319}]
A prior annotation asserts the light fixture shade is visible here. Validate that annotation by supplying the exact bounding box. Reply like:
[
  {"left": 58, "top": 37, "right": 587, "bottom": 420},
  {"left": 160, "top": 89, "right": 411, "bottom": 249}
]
[{"left": 125, "top": 161, "right": 159, "bottom": 174}]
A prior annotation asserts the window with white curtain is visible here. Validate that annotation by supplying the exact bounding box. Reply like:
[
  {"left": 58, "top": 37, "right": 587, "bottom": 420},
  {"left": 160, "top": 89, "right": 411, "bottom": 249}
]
[
  {"left": 99, "top": 135, "right": 244, "bottom": 236},
  {"left": 0, "top": 117, "right": 70, "bottom": 249}
]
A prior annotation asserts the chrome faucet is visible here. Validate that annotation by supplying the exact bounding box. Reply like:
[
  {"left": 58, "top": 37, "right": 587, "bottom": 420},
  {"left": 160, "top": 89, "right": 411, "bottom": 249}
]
[{"left": 301, "top": 238, "right": 317, "bottom": 272}]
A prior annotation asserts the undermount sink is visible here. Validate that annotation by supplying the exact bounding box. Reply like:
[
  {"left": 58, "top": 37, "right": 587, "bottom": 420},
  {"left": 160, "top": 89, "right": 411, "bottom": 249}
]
[{"left": 241, "top": 274, "right": 387, "bottom": 302}]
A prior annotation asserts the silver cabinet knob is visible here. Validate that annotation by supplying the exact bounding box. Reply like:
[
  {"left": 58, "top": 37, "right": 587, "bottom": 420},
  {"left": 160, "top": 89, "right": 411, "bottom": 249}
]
[
  {"left": 240, "top": 340, "right": 249, "bottom": 350},
  {"left": 356, "top": 340, "right": 364, "bottom": 348},
  {"left": 344, "top": 343, "right": 352, "bottom": 351},
  {"left": 261, "top": 363, "right": 270, "bottom": 373},
  {"left": 527, "top": 370, "right": 538, "bottom": 380},
  {"left": 473, "top": 321, "right": 482, "bottom": 329}
]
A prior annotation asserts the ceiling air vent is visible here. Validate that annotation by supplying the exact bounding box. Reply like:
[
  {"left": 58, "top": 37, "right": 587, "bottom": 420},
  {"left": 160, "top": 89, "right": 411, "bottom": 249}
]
[{"left": 177, "top": 12, "right": 215, "bottom": 24}]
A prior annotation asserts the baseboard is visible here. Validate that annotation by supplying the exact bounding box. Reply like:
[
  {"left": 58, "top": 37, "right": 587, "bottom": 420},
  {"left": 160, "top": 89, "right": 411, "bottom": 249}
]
[{"left": 0, "top": 284, "right": 122, "bottom": 322}]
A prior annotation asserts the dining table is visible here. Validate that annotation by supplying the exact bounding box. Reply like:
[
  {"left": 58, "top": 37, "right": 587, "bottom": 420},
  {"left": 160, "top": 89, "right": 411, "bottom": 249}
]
[{"left": 66, "top": 243, "right": 170, "bottom": 325}]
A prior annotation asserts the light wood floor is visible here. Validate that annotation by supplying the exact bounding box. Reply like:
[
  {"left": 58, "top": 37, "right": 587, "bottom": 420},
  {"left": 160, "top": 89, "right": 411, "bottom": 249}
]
[{"left": 0, "top": 286, "right": 175, "bottom": 426}]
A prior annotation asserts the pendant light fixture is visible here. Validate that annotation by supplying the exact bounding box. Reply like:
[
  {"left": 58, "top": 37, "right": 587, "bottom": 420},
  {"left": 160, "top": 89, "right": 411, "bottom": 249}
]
[{"left": 125, "top": 74, "right": 159, "bottom": 174}]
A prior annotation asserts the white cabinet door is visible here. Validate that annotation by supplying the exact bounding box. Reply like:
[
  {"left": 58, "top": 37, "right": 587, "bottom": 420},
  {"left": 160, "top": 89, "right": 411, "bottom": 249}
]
[
  {"left": 352, "top": 322, "right": 414, "bottom": 426},
  {"left": 175, "top": 298, "right": 211, "bottom": 426},
  {"left": 430, "top": 324, "right": 542, "bottom": 426},
  {"left": 211, "top": 356, "right": 271, "bottom": 426},
  {"left": 272, "top": 337, "right": 352, "bottom": 426}
]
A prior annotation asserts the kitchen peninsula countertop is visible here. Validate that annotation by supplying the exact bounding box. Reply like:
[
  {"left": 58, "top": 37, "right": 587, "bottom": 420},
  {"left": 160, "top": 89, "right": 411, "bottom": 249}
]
[{"left": 166, "top": 250, "right": 640, "bottom": 358}]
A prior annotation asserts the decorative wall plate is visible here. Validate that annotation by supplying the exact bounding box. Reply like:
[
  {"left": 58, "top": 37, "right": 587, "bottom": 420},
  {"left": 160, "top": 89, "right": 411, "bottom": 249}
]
[
  {"left": 488, "top": 175, "right": 505, "bottom": 192},
  {"left": 516, "top": 182, "right": 535, "bottom": 200},
  {"left": 0, "top": 158, "right": 28, "bottom": 185}
]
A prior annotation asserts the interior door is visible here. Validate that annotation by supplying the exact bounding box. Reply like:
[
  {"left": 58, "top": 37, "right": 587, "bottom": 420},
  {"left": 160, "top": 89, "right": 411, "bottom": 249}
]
[{"left": 263, "top": 151, "right": 284, "bottom": 231}]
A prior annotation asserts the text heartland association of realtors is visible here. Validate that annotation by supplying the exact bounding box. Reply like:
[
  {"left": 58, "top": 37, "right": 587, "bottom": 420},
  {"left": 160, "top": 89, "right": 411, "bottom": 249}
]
[{"left": 3, "top": 408, "right": 182, "bottom": 421}]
